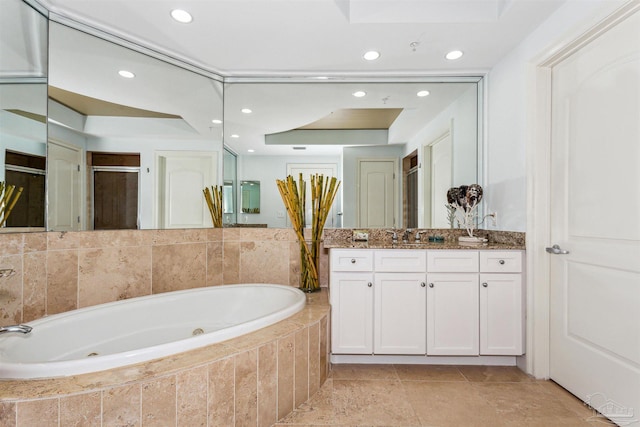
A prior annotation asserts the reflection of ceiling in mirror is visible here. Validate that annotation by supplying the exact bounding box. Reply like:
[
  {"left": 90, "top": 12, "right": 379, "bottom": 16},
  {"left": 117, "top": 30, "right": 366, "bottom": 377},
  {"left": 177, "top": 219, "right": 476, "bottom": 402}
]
[
  {"left": 297, "top": 108, "right": 403, "bottom": 130},
  {"left": 0, "top": 0, "right": 47, "bottom": 78},
  {"left": 48, "top": 22, "right": 223, "bottom": 138},
  {"left": 224, "top": 81, "right": 475, "bottom": 155},
  {"left": 49, "top": 86, "right": 181, "bottom": 119},
  {"left": 5, "top": 110, "right": 46, "bottom": 123}
]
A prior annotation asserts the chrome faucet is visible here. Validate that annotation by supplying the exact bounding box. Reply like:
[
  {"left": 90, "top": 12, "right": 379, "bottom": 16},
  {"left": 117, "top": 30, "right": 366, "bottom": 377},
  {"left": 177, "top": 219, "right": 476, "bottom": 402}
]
[
  {"left": 415, "top": 230, "right": 423, "bottom": 242},
  {"left": 386, "top": 230, "right": 398, "bottom": 243},
  {"left": 0, "top": 324, "right": 33, "bottom": 335},
  {"left": 402, "top": 229, "right": 413, "bottom": 243}
]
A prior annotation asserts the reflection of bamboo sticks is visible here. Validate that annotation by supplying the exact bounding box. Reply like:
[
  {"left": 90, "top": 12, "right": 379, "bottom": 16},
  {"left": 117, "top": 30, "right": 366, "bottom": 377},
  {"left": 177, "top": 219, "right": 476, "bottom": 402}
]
[
  {"left": 0, "top": 181, "right": 24, "bottom": 227},
  {"left": 203, "top": 185, "right": 223, "bottom": 228}
]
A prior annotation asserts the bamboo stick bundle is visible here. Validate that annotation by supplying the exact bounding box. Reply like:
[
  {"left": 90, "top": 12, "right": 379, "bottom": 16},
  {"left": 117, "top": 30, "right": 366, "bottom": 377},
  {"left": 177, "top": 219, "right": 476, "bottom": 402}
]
[
  {"left": 276, "top": 175, "right": 319, "bottom": 289},
  {"left": 203, "top": 185, "right": 224, "bottom": 228},
  {"left": 277, "top": 173, "right": 340, "bottom": 292},
  {"left": 0, "top": 181, "right": 24, "bottom": 228}
]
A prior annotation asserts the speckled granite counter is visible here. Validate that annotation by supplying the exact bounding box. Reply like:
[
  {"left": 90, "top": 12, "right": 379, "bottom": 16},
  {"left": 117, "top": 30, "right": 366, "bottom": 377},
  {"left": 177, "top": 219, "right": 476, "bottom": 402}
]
[{"left": 323, "top": 228, "right": 525, "bottom": 250}]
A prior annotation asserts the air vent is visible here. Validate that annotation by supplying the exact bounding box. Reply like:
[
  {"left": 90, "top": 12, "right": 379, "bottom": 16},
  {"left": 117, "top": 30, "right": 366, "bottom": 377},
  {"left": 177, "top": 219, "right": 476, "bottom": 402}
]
[{"left": 293, "top": 146, "right": 307, "bottom": 150}]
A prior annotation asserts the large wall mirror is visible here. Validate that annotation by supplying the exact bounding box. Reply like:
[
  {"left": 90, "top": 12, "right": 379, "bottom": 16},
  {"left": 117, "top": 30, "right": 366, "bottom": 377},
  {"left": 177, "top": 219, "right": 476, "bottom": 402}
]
[
  {"left": 0, "top": 0, "right": 48, "bottom": 230},
  {"left": 224, "top": 79, "right": 482, "bottom": 229},
  {"left": 46, "top": 21, "right": 224, "bottom": 231},
  {"left": 2, "top": 1, "right": 483, "bottom": 233}
]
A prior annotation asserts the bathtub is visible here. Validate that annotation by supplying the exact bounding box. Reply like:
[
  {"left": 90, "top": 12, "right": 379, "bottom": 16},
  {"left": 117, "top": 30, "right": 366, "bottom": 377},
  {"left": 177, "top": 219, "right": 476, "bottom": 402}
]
[{"left": 0, "top": 284, "right": 306, "bottom": 379}]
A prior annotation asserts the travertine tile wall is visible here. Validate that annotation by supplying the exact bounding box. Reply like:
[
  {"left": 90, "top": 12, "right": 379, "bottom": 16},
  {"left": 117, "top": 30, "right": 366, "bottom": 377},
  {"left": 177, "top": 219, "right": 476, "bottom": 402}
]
[{"left": 0, "top": 228, "right": 330, "bottom": 325}]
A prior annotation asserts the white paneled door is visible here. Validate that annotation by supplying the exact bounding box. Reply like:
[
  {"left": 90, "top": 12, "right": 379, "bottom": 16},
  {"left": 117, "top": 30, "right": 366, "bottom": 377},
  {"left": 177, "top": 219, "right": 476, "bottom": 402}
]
[
  {"left": 47, "top": 140, "right": 82, "bottom": 231},
  {"left": 358, "top": 159, "right": 396, "bottom": 227},
  {"left": 549, "top": 8, "right": 640, "bottom": 425}
]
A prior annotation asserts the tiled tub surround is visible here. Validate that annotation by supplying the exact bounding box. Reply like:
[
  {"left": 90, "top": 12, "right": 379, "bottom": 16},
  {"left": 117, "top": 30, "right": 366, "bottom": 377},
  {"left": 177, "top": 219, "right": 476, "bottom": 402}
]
[{"left": 0, "top": 291, "right": 330, "bottom": 427}]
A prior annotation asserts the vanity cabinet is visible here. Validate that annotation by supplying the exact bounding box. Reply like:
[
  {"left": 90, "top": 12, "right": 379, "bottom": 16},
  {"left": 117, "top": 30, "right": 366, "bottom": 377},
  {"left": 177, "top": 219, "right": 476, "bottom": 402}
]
[
  {"left": 373, "top": 250, "right": 427, "bottom": 354},
  {"left": 330, "top": 248, "right": 524, "bottom": 357}
]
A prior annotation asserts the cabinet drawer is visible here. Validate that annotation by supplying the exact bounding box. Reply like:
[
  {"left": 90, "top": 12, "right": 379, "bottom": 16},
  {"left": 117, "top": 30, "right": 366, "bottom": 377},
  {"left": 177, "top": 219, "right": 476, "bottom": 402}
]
[
  {"left": 427, "top": 250, "right": 479, "bottom": 272},
  {"left": 480, "top": 251, "right": 522, "bottom": 273},
  {"left": 331, "top": 249, "right": 373, "bottom": 271},
  {"left": 374, "top": 249, "right": 426, "bottom": 272}
]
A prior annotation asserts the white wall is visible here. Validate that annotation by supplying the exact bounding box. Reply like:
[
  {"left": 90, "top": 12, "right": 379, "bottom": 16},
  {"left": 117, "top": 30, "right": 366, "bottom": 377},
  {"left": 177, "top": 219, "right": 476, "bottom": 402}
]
[
  {"left": 402, "top": 85, "right": 479, "bottom": 227},
  {"left": 238, "top": 154, "right": 341, "bottom": 228},
  {"left": 485, "top": 0, "right": 628, "bottom": 232}
]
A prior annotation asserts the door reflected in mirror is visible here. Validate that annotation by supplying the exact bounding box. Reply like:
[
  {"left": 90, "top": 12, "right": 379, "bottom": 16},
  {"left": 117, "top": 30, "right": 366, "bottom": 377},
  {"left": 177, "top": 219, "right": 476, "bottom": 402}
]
[{"left": 240, "top": 181, "right": 260, "bottom": 214}]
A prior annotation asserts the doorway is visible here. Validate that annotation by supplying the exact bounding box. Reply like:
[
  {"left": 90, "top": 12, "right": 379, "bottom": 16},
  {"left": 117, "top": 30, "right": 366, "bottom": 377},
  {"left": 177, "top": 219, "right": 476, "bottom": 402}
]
[
  {"left": 4, "top": 150, "right": 45, "bottom": 227},
  {"left": 529, "top": 4, "right": 640, "bottom": 424},
  {"left": 90, "top": 153, "right": 140, "bottom": 230}
]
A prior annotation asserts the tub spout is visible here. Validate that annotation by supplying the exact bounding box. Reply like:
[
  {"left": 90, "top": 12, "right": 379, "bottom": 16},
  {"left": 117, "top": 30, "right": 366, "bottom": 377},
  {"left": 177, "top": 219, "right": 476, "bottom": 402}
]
[{"left": 0, "top": 324, "right": 33, "bottom": 335}]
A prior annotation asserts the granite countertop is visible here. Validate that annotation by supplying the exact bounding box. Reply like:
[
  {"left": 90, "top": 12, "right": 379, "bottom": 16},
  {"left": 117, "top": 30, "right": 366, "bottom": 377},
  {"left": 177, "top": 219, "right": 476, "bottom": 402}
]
[
  {"left": 322, "top": 228, "right": 526, "bottom": 251},
  {"left": 323, "top": 241, "right": 524, "bottom": 250}
]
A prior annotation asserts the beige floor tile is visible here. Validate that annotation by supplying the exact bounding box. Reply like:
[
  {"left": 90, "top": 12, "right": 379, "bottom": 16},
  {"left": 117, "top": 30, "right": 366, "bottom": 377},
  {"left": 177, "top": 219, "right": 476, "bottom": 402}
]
[
  {"left": 403, "top": 380, "right": 506, "bottom": 427},
  {"left": 276, "top": 365, "right": 601, "bottom": 427},
  {"left": 279, "top": 379, "right": 336, "bottom": 425},
  {"left": 458, "top": 365, "right": 535, "bottom": 382},
  {"left": 330, "top": 364, "right": 398, "bottom": 381},
  {"left": 472, "top": 382, "right": 592, "bottom": 426},
  {"left": 394, "top": 364, "right": 466, "bottom": 382},
  {"left": 332, "top": 379, "right": 420, "bottom": 426},
  {"left": 537, "top": 381, "right": 617, "bottom": 425}
]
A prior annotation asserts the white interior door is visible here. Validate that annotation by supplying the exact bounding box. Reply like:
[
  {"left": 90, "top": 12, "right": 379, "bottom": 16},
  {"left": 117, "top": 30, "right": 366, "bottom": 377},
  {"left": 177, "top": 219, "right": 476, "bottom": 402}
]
[
  {"left": 286, "top": 163, "right": 339, "bottom": 228},
  {"left": 47, "top": 140, "right": 82, "bottom": 231},
  {"left": 358, "top": 159, "right": 395, "bottom": 228},
  {"left": 156, "top": 151, "right": 218, "bottom": 228},
  {"left": 549, "top": 9, "right": 640, "bottom": 425},
  {"left": 423, "top": 131, "right": 452, "bottom": 228}
]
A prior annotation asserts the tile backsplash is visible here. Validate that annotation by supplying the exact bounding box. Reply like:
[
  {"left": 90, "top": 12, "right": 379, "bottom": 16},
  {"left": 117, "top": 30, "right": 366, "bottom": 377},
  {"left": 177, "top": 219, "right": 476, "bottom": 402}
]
[{"left": 0, "top": 228, "right": 328, "bottom": 325}]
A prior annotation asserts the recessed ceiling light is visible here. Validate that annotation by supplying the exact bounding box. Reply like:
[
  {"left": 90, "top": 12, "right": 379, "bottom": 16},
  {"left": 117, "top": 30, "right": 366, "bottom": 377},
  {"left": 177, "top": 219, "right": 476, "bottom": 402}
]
[
  {"left": 352, "top": 91, "right": 366, "bottom": 98},
  {"left": 211, "top": 119, "right": 222, "bottom": 124},
  {"left": 417, "top": 90, "right": 430, "bottom": 97},
  {"left": 363, "top": 51, "right": 380, "bottom": 61},
  {"left": 231, "top": 134, "right": 239, "bottom": 138},
  {"left": 171, "top": 9, "right": 193, "bottom": 23},
  {"left": 241, "top": 108, "right": 252, "bottom": 114},
  {"left": 118, "top": 70, "right": 135, "bottom": 79},
  {"left": 247, "top": 149, "right": 255, "bottom": 153},
  {"left": 314, "top": 76, "right": 329, "bottom": 80},
  {"left": 445, "top": 50, "right": 464, "bottom": 60}
]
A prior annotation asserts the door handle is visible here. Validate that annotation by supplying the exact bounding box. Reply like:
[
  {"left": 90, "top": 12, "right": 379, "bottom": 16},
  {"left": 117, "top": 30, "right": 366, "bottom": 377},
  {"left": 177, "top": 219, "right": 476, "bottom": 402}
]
[{"left": 545, "top": 244, "right": 570, "bottom": 255}]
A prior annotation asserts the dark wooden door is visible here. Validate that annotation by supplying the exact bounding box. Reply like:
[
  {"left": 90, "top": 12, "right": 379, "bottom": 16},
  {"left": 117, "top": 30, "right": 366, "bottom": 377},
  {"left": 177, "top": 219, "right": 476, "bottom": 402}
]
[{"left": 93, "top": 171, "right": 138, "bottom": 229}]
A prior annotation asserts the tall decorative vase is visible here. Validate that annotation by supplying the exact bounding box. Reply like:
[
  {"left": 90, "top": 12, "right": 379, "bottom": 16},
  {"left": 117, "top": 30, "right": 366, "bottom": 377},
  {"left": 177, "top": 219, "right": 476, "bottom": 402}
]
[{"left": 277, "top": 174, "right": 340, "bottom": 293}]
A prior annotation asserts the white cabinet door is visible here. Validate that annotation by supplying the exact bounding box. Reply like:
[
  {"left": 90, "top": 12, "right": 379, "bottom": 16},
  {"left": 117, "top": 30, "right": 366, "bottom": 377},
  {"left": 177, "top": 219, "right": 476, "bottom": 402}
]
[
  {"left": 427, "top": 273, "right": 479, "bottom": 355},
  {"left": 374, "top": 273, "right": 427, "bottom": 355},
  {"left": 330, "top": 272, "right": 374, "bottom": 354},
  {"left": 480, "top": 274, "right": 524, "bottom": 355}
]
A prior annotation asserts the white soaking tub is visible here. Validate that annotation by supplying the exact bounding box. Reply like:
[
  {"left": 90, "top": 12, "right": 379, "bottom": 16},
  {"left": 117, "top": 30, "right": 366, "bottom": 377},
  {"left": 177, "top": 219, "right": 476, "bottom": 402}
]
[{"left": 0, "top": 284, "right": 306, "bottom": 379}]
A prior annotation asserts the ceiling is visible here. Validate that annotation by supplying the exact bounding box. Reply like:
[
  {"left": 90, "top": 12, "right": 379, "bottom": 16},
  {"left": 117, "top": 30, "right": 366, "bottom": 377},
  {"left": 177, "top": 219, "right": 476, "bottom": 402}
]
[{"left": 41, "top": 0, "right": 566, "bottom": 77}]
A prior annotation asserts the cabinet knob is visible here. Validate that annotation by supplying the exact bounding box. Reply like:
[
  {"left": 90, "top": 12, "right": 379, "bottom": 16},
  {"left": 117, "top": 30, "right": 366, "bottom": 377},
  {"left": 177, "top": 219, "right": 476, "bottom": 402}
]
[
  {"left": 482, "top": 282, "right": 488, "bottom": 287},
  {"left": 351, "top": 259, "right": 356, "bottom": 264},
  {"left": 499, "top": 259, "right": 505, "bottom": 265},
  {"left": 367, "top": 282, "right": 373, "bottom": 287},
  {"left": 420, "top": 282, "right": 426, "bottom": 287},
  {"left": 428, "top": 283, "right": 434, "bottom": 288}
]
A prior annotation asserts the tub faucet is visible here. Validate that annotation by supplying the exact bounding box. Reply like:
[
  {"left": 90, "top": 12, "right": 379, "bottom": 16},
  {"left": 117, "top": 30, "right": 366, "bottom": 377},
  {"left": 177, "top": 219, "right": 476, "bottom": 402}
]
[{"left": 0, "top": 324, "right": 33, "bottom": 335}]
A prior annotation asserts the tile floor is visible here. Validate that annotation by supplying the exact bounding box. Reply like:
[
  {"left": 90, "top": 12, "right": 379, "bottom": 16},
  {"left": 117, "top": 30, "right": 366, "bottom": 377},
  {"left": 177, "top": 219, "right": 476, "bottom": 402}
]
[{"left": 275, "top": 364, "right": 615, "bottom": 427}]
